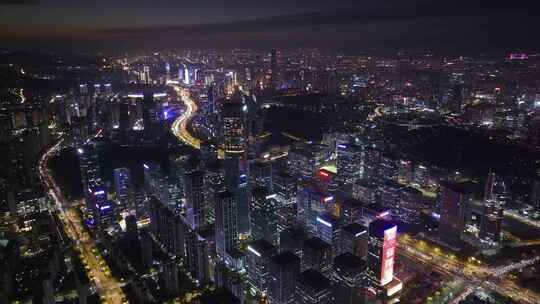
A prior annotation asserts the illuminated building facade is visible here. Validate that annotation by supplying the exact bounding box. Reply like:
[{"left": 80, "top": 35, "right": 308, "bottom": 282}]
[{"left": 366, "top": 219, "right": 397, "bottom": 291}]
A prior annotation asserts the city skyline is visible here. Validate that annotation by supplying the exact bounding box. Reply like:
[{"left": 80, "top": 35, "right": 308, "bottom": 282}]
[{"left": 2, "top": 2, "right": 540, "bottom": 304}]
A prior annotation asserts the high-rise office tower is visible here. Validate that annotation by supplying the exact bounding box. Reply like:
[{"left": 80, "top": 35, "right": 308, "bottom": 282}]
[
  {"left": 143, "top": 162, "right": 169, "bottom": 205},
  {"left": 413, "top": 164, "right": 430, "bottom": 188},
  {"left": 352, "top": 178, "right": 378, "bottom": 203},
  {"left": 315, "top": 213, "right": 341, "bottom": 252},
  {"left": 332, "top": 253, "right": 367, "bottom": 304},
  {"left": 479, "top": 200, "right": 503, "bottom": 243},
  {"left": 341, "top": 223, "right": 368, "bottom": 259},
  {"left": 438, "top": 181, "right": 473, "bottom": 247},
  {"left": 207, "top": 85, "right": 216, "bottom": 114},
  {"left": 113, "top": 167, "right": 132, "bottom": 209},
  {"left": 287, "top": 144, "right": 325, "bottom": 180},
  {"left": 398, "top": 186, "right": 423, "bottom": 224},
  {"left": 339, "top": 198, "right": 363, "bottom": 226},
  {"left": 273, "top": 171, "right": 297, "bottom": 206},
  {"left": 450, "top": 85, "right": 463, "bottom": 113},
  {"left": 295, "top": 269, "right": 333, "bottom": 304},
  {"left": 79, "top": 83, "right": 88, "bottom": 95},
  {"left": 479, "top": 172, "right": 507, "bottom": 243},
  {"left": 118, "top": 99, "right": 131, "bottom": 132},
  {"left": 397, "top": 159, "right": 413, "bottom": 184},
  {"left": 250, "top": 187, "right": 279, "bottom": 246},
  {"left": 249, "top": 161, "right": 272, "bottom": 190},
  {"left": 159, "top": 256, "right": 180, "bottom": 296},
  {"left": 221, "top": 103, "right": 246, "bottom": 154},
  {"left": 246, "top": 239, "right": 277, "bottom": 295},
  {"left": 379, "top": 153, "right": 400, "bottom": 182},
  {"left": 484, "top": 172, "right": 510, "bottom": 203},
  {"left": 183, "top": 65, "right": 190, "bottom": 85},
  {"left": 148, "top": 197, "right": 169, "bottom": 243},
  {"left": 366, "top": 219, "right": 397, "bottom": 290},
  {"left": 184, "top": 227, "right": 211, "bottom": 286},
  {"left": 93, "top": 83, "right": 101, "bottom": 95},
  {"left": 279, "top": 227, "right": 307, "bottom": 257},
  {"left": 184, "top": 171, "right": 207, "bottom": 229},
  {"left": 297, "top": 182, "right": 334, "bottom": 235},
  {"left": 87, "top": 185, "right": 114, "bottom": 228},
  {"left": 336, "top": 143, "right": 363, "bottom": 185},
  {"left": 301, "top": 237, "right": 332, "bottom": 276},
  {"left": 274, "top": 171, "right": 298, "bottom": 234},
  {"left": 215, "top": 190, "right": 239, "bottom": 262},
  {"left": 77, "top": 143, "right": 101, "bottom": 190},
  {"left": 200, "top": 142, "right": 219, "bottom": 164},
  {"left": 142, "top": 91, "right": 156, "bottom": 130},
  {"left": 268, "top": 251, "right": 301, "bottom": 304},
  {"left": 363, "top": 144, "right": 382, "bottom": 180},
  {"left": 223, "top": 153, "right": 250, "bottom": 235},
  {"left": 165, "top": 62, "right": 171, "bottom": 81},
  {"left": 378, "top": 179, "right": 402, "bottom": 219},
  {"left": 270, "top": 49, "right": 278, "bottom": 89},
  {"left": 104, "top": 83, "right": 112, "bottom": 94},
  {"left": 170, "top": 153, "right": 199, "bottom": 199},
  {"left": 78, "top": 143, "right": 105, "bottom": 220},
  {"left": 143, "top": 65, "right": 151, "bottom": 84},
  {"left": 139, "top": 228, "right": 154, "bottom": 270}
]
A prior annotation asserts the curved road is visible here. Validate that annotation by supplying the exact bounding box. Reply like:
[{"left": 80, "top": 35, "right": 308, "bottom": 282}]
[{"left": 170, "top": 85, "right": 201, "bottom": 149}]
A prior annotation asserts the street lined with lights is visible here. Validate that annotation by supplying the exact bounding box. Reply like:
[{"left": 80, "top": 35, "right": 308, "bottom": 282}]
[
  {"left": 170, "top": 85, "right": 201, "bottom": 149},
  {"left": 39, "top": 139, "right": 126, "bottom": 304},
  {"left": 399, "top": 235, "right": 540, "bottom": 304}
]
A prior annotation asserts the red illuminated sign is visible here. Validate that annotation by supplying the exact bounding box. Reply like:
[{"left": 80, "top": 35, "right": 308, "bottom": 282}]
[{"left": 380, "top": 225, "right": 397, "bottom": 286}]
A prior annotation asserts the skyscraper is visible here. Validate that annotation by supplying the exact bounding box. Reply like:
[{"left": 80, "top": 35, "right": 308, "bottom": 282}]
[
  {"left": 274, "top": 171, "right": 298, "bottom": 234},
  {"left": 270, "top": 49, "right": 279, "bottom": 89},
  {"left": 215, "top": 190, "right": 239, "bottom": 262},
  {"left": 246, "top": 239, "right": 277, "bottom": 295},
  {"left": 207, "top": 85, "right": 216, "bottom": 114},
  {"left": 142, "top": 91, "right": 156, "bottom": 130},
  {"left": 77, "top": 143, "right": 101, "bottom": 190},
  {"left": 268, "top": 251, "right": 301, "bottom": 304},
  {"left": 279, "top": 227, "right": 307, "bottom": 257},
  {"left": 366, "top": 219, "right": 397, "bottom": 290},
  {"left": 221, "top": 103, "right": 246, "bottom": 154},
  {"left": 249, "top": 161, "right": 272, "bottom": 190},
  {"left": 183, "top": 65, "right": 190, "bottom": 85},
  {"left": 113, "top": 167, "right": 132, "bottom": 209},
  {"left": 438, "top": 181, "right": 474, "bottom": 247},
  {"left": 479, "top": 172, "right": 508, "bottom": 243},
  {"left": 250, "top": 187, "right": 279, "bottom": 246},
  {"left": 223, "top": 153, "right": 250, "bottom": 235},
  {"left": 315, "top": 213, "right": 341, "bottom": 252},
  {"left": 87, "top": 185, "right": 114, "bottom": 228},
  {"left": 143, "top": 65, "right": 151, "bottom": 84},
  {"left": 332, "top": 253, "right": 367, "bottom": 304},
  {"left": 301, "top": 237, "right": 332, "bottom": 275},
  {"left": 184, "top": 171, "right": 207, "bottom": 229},
  {"left": 341, "top": 223, "right": 368, "bottom": 259},
  {"left": 295, "top": 269, "right": 333, "bottom": 304},
  {"left": 336, "top": 143, "right": 363, "bottom": 185}
]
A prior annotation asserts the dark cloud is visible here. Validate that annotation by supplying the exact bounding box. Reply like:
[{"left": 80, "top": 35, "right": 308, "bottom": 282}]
[
  {"left": 1, "top": 0, "right": 539, "bottom": 53},
  {"left": 0, "top": 0, "right": 38, "bottom": 5}
]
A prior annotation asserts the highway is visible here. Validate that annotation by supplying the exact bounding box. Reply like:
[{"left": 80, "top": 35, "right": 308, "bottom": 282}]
[
  {"left": 170, "top": 85, "right": 201, "bottom": 149},
  {"left": 13, "top": 88, "right": 26, "bottom": 104},
  {"left": 39, "top": 139, "right": 127, "bottom": 304},
  {"left": 399, "top": 235, "right": 540, "bottom": 303}
]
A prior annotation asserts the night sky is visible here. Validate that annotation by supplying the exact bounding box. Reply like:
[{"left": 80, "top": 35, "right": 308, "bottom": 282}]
[{"left": 1, "top": 0, "right": 538, "bottom": 52}]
